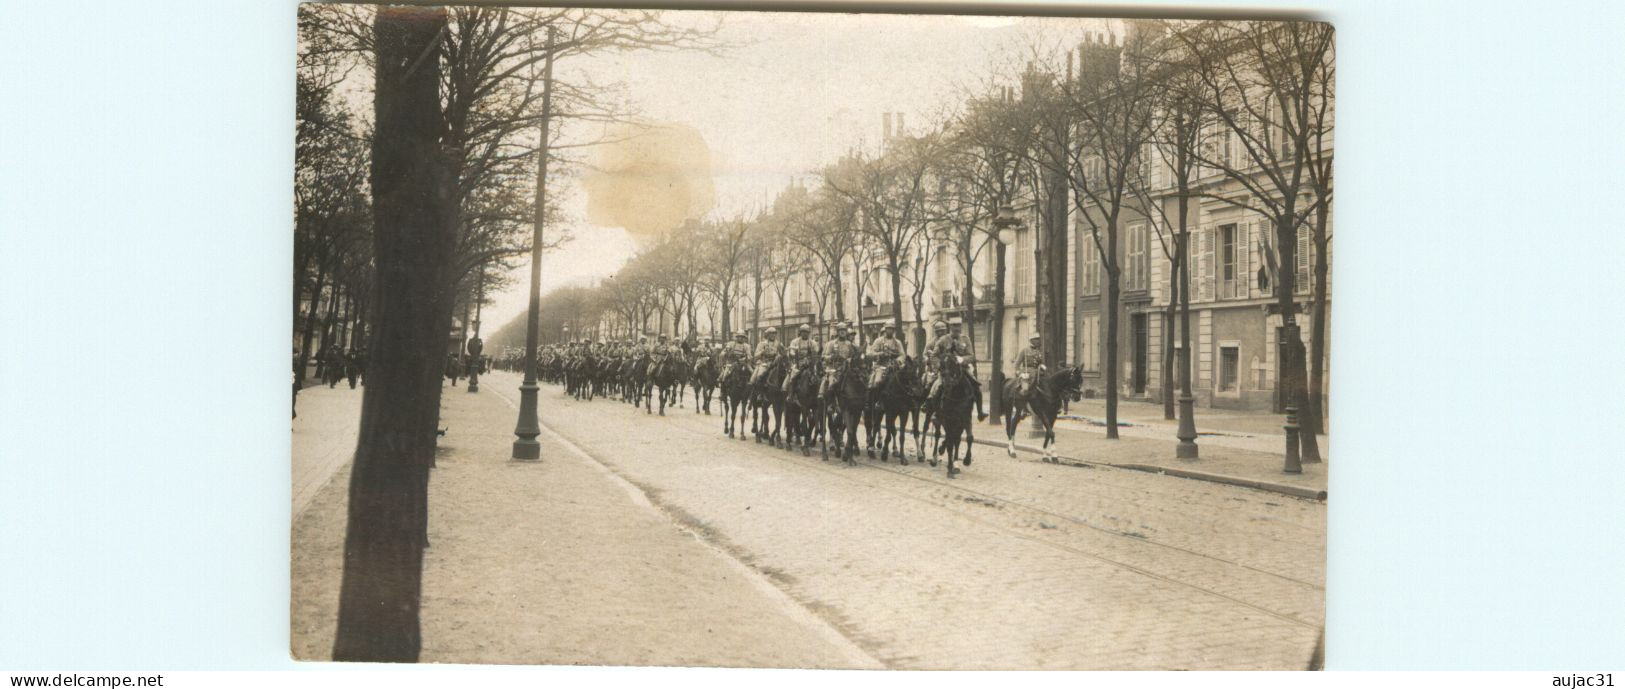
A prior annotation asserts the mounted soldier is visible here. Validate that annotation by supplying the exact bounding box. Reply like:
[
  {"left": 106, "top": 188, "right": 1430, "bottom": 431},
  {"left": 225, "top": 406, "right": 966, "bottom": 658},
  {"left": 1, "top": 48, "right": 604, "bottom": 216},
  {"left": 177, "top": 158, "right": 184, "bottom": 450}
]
[
  {"left": 820, "top": 322, "right": 860, "bottom": 399},
  {"left": 751, "top": 327, "right": 784, "bottom": 386},
  {"left": 865, "top": 323, "right": 904, "bottom": 391},
  {"left": 721, "top": 332, "right": 753, "bottom": 378},
  {"left": 781, "top": 324, "right": 820, "bottom": 394},
  {"left": 1013, "top": 333, "right": 1045, "bottom": 398},
  {"left": 926, "top": 320, "right": 988, "bottom": 421},
  {"left": 647, "top": 334, "right": 673, "bottom": 379}
]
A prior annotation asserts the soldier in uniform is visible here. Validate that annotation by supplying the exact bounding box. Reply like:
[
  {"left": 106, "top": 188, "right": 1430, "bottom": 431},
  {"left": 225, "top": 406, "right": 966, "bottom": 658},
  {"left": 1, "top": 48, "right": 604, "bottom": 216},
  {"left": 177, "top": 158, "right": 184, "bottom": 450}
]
[
  {"left": 781, "top": 324, "right": 820, "bottom": 393},
  {"left": 1012, "top": 333, "right": 1046, "bottom": 397},
  {"left": 647, "top": 334, "right": 672, "bottom": 378},
  {"left": 865, "top": 323, "right": 905, "bottom": 390},
  {"left": 751, "top": 327, "right": 784, "bottom": 386},
  {"left": 820, "top": 322, "right": 860, "bottom": 399},
  {"left": 721, "top": 332, "right": 753, "bottom": 378},
  {"left": 926, "top": 320, "right": 988, "bottom": 420}
]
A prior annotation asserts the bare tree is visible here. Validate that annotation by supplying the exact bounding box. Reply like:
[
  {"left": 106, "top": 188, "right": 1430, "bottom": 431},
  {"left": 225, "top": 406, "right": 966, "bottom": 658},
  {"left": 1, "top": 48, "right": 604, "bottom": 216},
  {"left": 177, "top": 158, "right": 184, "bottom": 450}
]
[
  {"left": 332, "top": 5, "right": 451, "bottom": 663},
  {"left": 825, "top": 134, "right": 947, "bottom": 339},
  {"left": 699, "top": 216, "right": 753, "bottom": 338},
  {"left": 782, "top": 183, "right": 860, "bottom": 328},
  {"left": 1169, "top": 19, "right": 1333, "bottom": 460},
  {"left": 1023, "top": 27, "right": 1161, "bottom": 439},
  {"left": 931, "top": 87, "right": 1037, "bottom": 414}
]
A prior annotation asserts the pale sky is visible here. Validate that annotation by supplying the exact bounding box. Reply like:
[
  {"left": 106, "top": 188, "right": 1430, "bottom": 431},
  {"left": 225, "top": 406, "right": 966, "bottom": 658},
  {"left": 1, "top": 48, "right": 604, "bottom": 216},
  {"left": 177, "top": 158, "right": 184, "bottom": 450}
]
[{"left": 478, "top": 10, "right": 1122, "bottom": 335}]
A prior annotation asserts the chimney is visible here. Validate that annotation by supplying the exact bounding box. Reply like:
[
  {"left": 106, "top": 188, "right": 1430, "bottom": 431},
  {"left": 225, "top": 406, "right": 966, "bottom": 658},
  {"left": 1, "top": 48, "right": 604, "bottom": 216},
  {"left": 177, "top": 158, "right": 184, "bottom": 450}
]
[
  {"left": 895, "top": 112, "right": 905, "bottom": 137},
  {"left": 882, "top": 112, "right": 893, "bottom": 142}
]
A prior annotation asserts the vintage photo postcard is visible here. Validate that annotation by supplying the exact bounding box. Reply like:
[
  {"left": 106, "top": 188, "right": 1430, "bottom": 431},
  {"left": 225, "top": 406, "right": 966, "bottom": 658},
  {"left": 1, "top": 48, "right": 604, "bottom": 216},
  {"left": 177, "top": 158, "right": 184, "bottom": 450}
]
[{"left": 291, "top": 4, "right": 1332, "bottom": 669}]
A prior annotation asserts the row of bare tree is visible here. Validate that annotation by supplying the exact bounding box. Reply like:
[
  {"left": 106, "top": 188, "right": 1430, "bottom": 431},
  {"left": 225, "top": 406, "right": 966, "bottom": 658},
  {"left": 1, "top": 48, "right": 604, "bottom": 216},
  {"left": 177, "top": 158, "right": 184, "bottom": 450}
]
[{"left": 484, "top": 19, "right": 1333, "bottom": 449}]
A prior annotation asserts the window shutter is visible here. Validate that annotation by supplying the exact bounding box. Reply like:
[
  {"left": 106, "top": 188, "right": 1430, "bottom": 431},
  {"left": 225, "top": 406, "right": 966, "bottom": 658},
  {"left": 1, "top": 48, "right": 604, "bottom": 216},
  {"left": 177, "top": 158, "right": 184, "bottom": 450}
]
[
  {"left": 1236, "top": 221, "right": 1250, "bottom": 299},
  {"left": 1296, "top": 223, "right": 1311, "bottom": 294},
  {"left": 1198, "top": 226, "right": 1214, "bottom": 302}
]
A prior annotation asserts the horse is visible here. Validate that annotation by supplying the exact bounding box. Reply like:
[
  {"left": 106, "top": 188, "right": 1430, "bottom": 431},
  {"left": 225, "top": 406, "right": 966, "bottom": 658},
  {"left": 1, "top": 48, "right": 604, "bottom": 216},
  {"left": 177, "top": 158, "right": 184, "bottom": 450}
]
[
  {"left": 863, "top": 356, "right": 921, "bottom": 465},
  {"left": 932, "top": 354, "right": 978, "bottom": 478},
  {"left": 618, "top": 356, "right": 640, "bottom": 404},
  {"left": 820, "top": 358, "right": 867, "bottom": 465},
  {"left": 1001, "top": 365, "right": 1085, "bottom": 462},
  {"left": 782, "top": 361, "right": 821, "bottom": 456},
  {"left": 719, "top": 363, "right": 751, "bottom": 439},
  {"left": 690, "top": 353, "right": 718, "bottom": 414},
  {"left": 751, "top": 360, "right": 787, "bottom": 447},
  {"left": 646, "top": 355, "right": 683, "bottom": 415}
]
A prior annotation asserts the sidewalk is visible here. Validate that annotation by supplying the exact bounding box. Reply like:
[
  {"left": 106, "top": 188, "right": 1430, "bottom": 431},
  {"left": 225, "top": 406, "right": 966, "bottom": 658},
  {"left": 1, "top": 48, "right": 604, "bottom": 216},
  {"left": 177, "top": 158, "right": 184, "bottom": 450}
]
[
  {"left": 981, "top": 398, "right": 1328, "bottom": 500},
  {"left": 291, "top": 379, "right": 880, "bottom": 667}
]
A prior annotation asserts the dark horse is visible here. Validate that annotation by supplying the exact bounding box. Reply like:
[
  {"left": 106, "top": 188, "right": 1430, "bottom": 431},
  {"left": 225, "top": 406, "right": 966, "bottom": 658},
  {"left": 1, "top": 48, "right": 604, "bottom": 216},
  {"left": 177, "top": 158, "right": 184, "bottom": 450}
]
[
  {"left": 751, "top": 360, "right": 787, "bottom": 447},
  {"left": 933, "top": 355, "right": 977, "bottom": 478},
  {"left": 648, "top": 356, "right": 686, "bottom": 415},
  {"left": 864, "top": 356, "right": 921, "bottom": 465},
  {"left": 783, "top": 361, "right": 821, "bottom": 456},
  {"left": 1001, "top": 365, "right": 1085, "bottom": 462},
  {"left": 719, "top": 363, "right": 751, "bottom": 439},
  {"left": 821, "top": 358, "right": 866, "bottom": 465},
  {"left": 690, "top": 353, "right": 718, "bottom": 414}
]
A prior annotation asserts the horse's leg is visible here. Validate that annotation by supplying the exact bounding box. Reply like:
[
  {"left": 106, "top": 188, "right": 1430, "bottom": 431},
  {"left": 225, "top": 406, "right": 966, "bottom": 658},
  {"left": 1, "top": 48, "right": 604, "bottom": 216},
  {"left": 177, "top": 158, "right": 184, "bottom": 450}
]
[
  {"left": 819, "top": 398, "right": 830, "bottom": 461},
  {"left": 1005, "top": 403, "right": 1019, "bottom": 458},
  {"left": 963, "top": 408, "right": 974, "bottom": 467}
]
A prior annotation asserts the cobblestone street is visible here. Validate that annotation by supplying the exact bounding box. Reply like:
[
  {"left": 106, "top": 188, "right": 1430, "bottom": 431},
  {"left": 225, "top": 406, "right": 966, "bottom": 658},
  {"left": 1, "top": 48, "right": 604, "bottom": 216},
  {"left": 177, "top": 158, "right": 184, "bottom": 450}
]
[{"left": 481, "top": 372, "right": 1324, "bottom": 669}]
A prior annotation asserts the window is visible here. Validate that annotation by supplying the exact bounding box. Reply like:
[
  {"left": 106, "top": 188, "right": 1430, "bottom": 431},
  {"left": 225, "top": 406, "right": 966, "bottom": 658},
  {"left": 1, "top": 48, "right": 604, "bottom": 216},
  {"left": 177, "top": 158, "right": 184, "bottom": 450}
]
[
  {"left": 1219, "top": 345, "right": 1239, "bottom": 392},
  {"left": 1014, "top": 226, "right": 1032, "bottom": 303},
  {"left": 1079, "top": 315, "right": 1100, "bottom": 372},
  {"left": 1219, "top": 223, "right": 1236, "bottom": 297},
  {"left": 1127, "top": 223, "right": 1148, "bottom": 291},
  {"left": 1295, "top": 223, "right": 1312, "bottom": 295},
  {"left": 1140, "top": 143, "right": 1155, "bottom": 189},
  {"left": 1082, "top": 223, "right": 1100, "bottom": 296}
]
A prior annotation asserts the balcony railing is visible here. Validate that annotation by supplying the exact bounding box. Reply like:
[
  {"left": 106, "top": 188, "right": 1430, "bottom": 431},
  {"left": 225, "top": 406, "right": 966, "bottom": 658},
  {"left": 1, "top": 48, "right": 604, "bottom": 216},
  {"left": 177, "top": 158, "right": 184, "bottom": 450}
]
[{"left": 793, "top": 300, "right": 813, "bottom": 315}]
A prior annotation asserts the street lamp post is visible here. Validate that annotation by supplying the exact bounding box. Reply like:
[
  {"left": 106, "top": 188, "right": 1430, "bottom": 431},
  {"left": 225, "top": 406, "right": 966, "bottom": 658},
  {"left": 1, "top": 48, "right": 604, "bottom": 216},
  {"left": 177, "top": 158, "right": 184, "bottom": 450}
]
[
  {"left": 988, "top": 204, "right": 1021, "bottom": 422},
  {"left": 467, "top": 264, "right": 485, "bottom": 393},
  {"left": 512, "top": 28, "right": 556, "bottom": 462}
]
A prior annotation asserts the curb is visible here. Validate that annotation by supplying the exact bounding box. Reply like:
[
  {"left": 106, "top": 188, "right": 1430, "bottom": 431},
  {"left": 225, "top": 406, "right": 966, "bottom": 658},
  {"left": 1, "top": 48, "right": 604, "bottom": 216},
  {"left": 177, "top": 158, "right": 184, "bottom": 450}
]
[{"left": 969, "top": 437, "right": 1327, "bottom": 502}]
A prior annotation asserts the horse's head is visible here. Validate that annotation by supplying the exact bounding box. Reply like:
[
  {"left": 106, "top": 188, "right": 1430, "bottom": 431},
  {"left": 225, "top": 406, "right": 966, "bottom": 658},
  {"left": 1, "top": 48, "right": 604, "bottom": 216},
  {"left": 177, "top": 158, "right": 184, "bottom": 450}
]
[{"left": 1052, "top": 365, "right": 1084, "bottom": 401}]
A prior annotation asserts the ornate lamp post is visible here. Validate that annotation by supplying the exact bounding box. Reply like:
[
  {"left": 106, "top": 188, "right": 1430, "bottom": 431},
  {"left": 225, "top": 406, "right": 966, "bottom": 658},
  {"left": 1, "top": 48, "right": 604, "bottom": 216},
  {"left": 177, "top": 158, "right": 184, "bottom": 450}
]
[
  {"left": 512, "top": 28, "right": 556, "bottom": 462},
  {"left": 988, "top": 204, "right": 1020, "bottom": 421}
]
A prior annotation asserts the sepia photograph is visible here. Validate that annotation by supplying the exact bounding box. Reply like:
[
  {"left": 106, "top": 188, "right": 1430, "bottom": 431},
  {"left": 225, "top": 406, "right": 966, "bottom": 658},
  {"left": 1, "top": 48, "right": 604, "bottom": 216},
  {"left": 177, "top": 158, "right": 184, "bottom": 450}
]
[{"left": 290, "top": 4, "right": 1333, "bottom": 669}]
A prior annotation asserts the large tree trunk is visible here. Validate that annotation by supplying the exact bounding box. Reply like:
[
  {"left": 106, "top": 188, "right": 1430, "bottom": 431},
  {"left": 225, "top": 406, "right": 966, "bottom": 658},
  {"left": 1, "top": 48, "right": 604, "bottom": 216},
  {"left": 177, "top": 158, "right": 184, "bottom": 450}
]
[
  {"left": 988, "top": 241, "right": 1008, "bottom": 419},
  {"left": 1163, "top": 256, "right": 1178, "bottom": 420},
  {"left": 961, "top": 238, "right": 977, "bottom": 360},
  {"left": 1044, "top": 175, "right": 1069, "bottom": 369},
  {"left": 1103, "top": 259, "right": 1120, "bottom": 440},
  {"left": 332, "top": 5, "right": 452, "bottom": 663},
  {"left": 889, "top": 264, "right": 904, "bottom": 338},
  {"left": 1274, "top": 208, "right": 1319, "bottom": 461},
  {"left": 1307, "top": 203, "right": 1330, "bottom": 437}
]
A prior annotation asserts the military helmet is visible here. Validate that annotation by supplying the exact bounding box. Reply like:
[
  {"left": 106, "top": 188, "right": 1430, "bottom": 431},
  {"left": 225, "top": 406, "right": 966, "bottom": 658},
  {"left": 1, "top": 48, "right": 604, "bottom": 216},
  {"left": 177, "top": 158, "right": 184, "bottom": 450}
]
[
  {"left": 932, "top": 321, "right": 948, "bottom": 332},
  {"left": 733, "top": 332, "right": 747, "bottom": 339},
  {"left": 834, "top": 322, "right": 850, "bottom": 332},
  {"left": 798, "top": 324, "right": 810, "bottom": 333},
  {"left": 882, "top": 323, "right": 897, "bottom": 332},
  {"left": 1029, "top": 333, "right": 1041, "bottom": 342}
]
